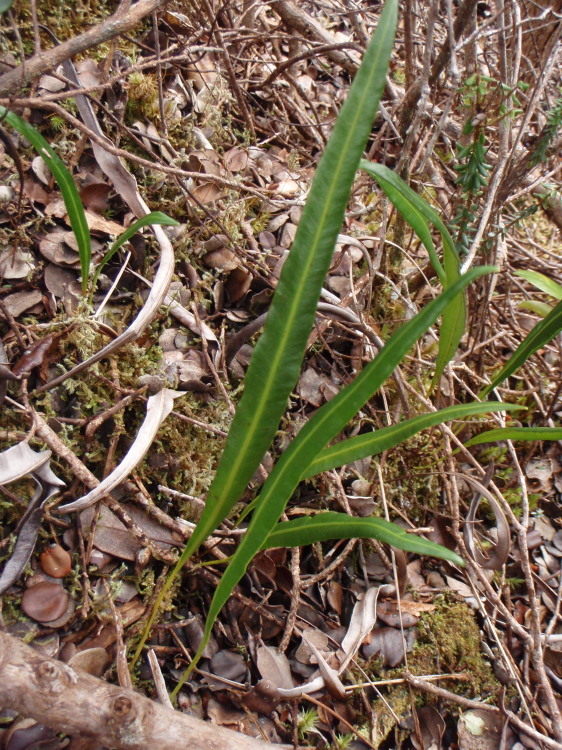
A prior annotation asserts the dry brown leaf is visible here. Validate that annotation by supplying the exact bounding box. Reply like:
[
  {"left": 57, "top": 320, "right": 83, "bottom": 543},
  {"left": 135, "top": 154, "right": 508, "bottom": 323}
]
[
  {"left": 301, "top": 631, "right": 346, "bottom": 699},
  {"left": 376, "top": 599, "right": 420, "bottom": 628},
  {"left": 209, "top": 650, "right": 247, "bottom": 684},
  {"left": 224, "top": 146, "right": 249, "bottom": 173},
  {"left": 256, "top": 646, "right": 294, "bottom": 690},
  {"left": 23, "top": 178, "right": 50, "bottom": 204},
  {"left": 411, "top": 706, "right": 445, "bottom": 750},
  {"left": 341, "top": 587, "right": 380, "bottom": 660},
  {"left": 21, "top": 581, "right": 70, "bottom": 623},
  {"left": 0, "top": 247, "right": 35, "bottom": 279},
  {"left": 445, "top": 576, "right": 479, "bottom": 607},
  {"left": 67, "top": 647, "right": 110, "bottom": 677},
  {"left": 80, "top": 503, "right": 179, "bottom": 562},
  {"left": 83, "top": 210, "right": 125, "bottom": 236},
  {"left": 396, "top": 600, "right": 436, "bottom": 616},
  {"left": 272, "top": 179, "right": 301, "bottom": 197},
  {"left": 31, "top": 155, "right": 53, "bottom": 184},
  {"left": 12, "top": 334, "right": 58, "bottom": 377},
  {"left": 75, "top": 58, "right": 103, "bottom": 89},
  {"left": 43, "top": 264, "right": 77, "bottom": 298},
  {"left": 79, "top": 183, "right": 111, "bottom": 213},
  {"left": 203, "top": 247, "right": 239, "bottom": 271},
  {"left": 363, "top": 627, "right": 407, "bottom": 667},
  {"left": 39, "top": 231, "right": 80, "bottom": 267},
  {"left": 294, "top": 629, "right": 329, "bottom": 665},
  {"left": 191, "top": 182, "right": 222, "bottom": 203},
  {"left": 3, "top": 289, "right": 43, "bottom": 317},
  {"left": 461, "top": 474, "right": 511, "bottom": 570},
  {"left": 457, "top": 709, "right": 502, "bottom": 750},
  {"left": 297, "top": 367, "right": 331, "bottom": 407},
  {"left": 225, "top": 267, "right": 252, "bottom": 303}
]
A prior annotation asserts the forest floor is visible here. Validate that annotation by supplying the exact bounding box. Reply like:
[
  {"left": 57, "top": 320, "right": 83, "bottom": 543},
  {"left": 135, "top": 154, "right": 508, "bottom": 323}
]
[{"left": 0, "top": 1, "right": 561, "bottom": 748}]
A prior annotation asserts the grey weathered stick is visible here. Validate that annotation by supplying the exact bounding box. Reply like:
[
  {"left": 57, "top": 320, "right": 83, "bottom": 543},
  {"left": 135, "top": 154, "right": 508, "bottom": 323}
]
[
  {"left": 0, "top": 0, "right": 167, "bottom": 98},
  {"left": 0, "top": 631, "right": 282, "bottom": 750}
]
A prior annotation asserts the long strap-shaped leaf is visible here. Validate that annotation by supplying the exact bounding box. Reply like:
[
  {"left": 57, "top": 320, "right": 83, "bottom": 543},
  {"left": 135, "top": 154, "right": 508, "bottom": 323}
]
[
  {"left": 464, "top": 426, "right": 562, "bottom": 446},
  {"left": 0, "top": 106, "right": 91, "bottom": 291},
  {"left": 262, "top": 512, "right": 464, "bottom": 565},
  {"left": 360, "top": 162, "right": 448, "bottom": 283},
  {"left": 89, "top": 211, "right": 179, "bottom": 299},
  {"left": 301, "top": 401, "right": 522, "bottom": 479},
  {"left": 481, "top": 299, "right": 562, "bottom": 396},
  {"left": 360, "top": 162, "right": 464, "bottom": 387},
  {"left": 131, "top": 0, "right": 398, "bottom": 671},
  {"left": 169, "top": 266, "right": 493, "bottom": 695},
  {"left": 514, "top": 270, "right": 562, "bottom": 300}
]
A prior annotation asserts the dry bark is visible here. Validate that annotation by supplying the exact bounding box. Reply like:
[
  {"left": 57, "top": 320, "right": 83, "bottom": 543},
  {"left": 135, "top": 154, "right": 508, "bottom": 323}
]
[
  {"left": 0, "top": 632, "right": 283, "bottom": 750},
  {"left": 520, "top": 0, "right": 562, "bottom": 75},
  {"left": 0, "top": 0, "right": 167, "bottom": 98},
  {"left": 272, "top": 0, "right": 360, "bottom": 75}
]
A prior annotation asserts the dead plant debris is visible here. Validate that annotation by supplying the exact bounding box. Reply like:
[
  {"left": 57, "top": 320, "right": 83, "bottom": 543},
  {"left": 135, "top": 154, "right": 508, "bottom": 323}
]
[{"left": 0, "top": 1, "right": 561, "bottom": 748}]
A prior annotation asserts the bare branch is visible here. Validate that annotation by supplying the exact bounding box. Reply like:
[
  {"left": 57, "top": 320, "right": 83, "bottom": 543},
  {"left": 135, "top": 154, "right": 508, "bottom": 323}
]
[
  {"left": 0, "top": 0, "right": 168, "bottom": 98},
  {"left": 0, "top": 631, "right": 282, "bottom": 750}
]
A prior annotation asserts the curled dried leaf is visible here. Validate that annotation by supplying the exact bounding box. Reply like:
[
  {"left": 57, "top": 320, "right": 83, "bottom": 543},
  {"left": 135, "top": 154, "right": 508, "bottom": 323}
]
[
  {"left": 57, "top": 389, "right": 183, "bottom": 513},
  {"left": 460, "top": 474, "right": 511, "bottom": 570}
]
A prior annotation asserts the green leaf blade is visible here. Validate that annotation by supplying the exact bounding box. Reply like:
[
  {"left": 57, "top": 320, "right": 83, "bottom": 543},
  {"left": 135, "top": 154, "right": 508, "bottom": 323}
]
[
  {"left": 515, "top": 270, "right": 562, "bottom": 300},
  {"left": 172, "top": 0, "right": 399, "bottom": 577},
  {"left": 361, "top": 162, "right": 446, "bottom": 283},
  {"left": 360, "top": 161, "right": 465, "bottom": 386},
  {"left": 138, "top": 0, "right": 398, "bottom": 677},
  {"left": 464, "top": 426, "right": 562, "bottom": 447},
  {"left": 262, "top": 512, "right": 464, "bottom": 566},
  {"left": 0, "top": 107, "right": 91, "bottom": 292},
  {"left": 302, "top": 401, "right": 523, "bottom": 479},
  {"left": 187, "top": 266, "right": 493, "bottom": 690},
  {"left": 482, "top": 298, "right": 562, "bottom": 396},
  {"left": 90, "top": 211, "right": 179, "bottom": 293}
]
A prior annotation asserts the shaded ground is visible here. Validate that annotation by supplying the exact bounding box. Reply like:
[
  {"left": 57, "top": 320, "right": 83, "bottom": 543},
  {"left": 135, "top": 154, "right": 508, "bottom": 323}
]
[{"left": 0, "top": 1, "right": 561, "bottom": 748}]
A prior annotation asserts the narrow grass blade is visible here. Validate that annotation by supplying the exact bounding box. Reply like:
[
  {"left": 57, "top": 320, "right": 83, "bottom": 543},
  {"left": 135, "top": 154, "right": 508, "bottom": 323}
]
[
  {"left": 302, "top": 401, "right": 523, "bottom": 479},
  {"left": 481, "top": 299, "right": 562, "bottom": 396},
  {"left": 360, "top": 162, "right": 446, "bottom": 283},
  {"left": 172, "top": 266, "right": 493, "bottom": 693},
  {"left": 192, "top": 0, "right": 397, "bottom": 537},
  {"left": 90, "top": 211, "right": 179, "bottom": 294},
  {"left": 0, "top": 106, "right": 91, "bottom": 292},
  {"left": 262, "top": 512, "right": 464, "bottom": 566},
  {"left": 464, "top": 426, "right": 562, "bottom": 447},
  {"left": 519, "top": 301, "right": 553, "bottom": 317},
  {"left": 515, "top": 270, "right": 562, "bottom": 300},
  {"left": 133, "top": 0, "right": 398, "bottom": 673},
  {"left": 360, "top": 161, "right": 465, "bottom": 387}
]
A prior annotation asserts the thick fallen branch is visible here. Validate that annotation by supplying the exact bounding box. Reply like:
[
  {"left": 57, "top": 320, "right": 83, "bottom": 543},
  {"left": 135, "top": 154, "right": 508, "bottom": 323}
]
[
  {"left": 0, "top": 0, "right": 167, "bottom": 98},
  {"left": 272, "top": 0, "right": 360, "bottom": 75},
  {"left": 0, "top": 631, "right": 281, "bottom": 750}
]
